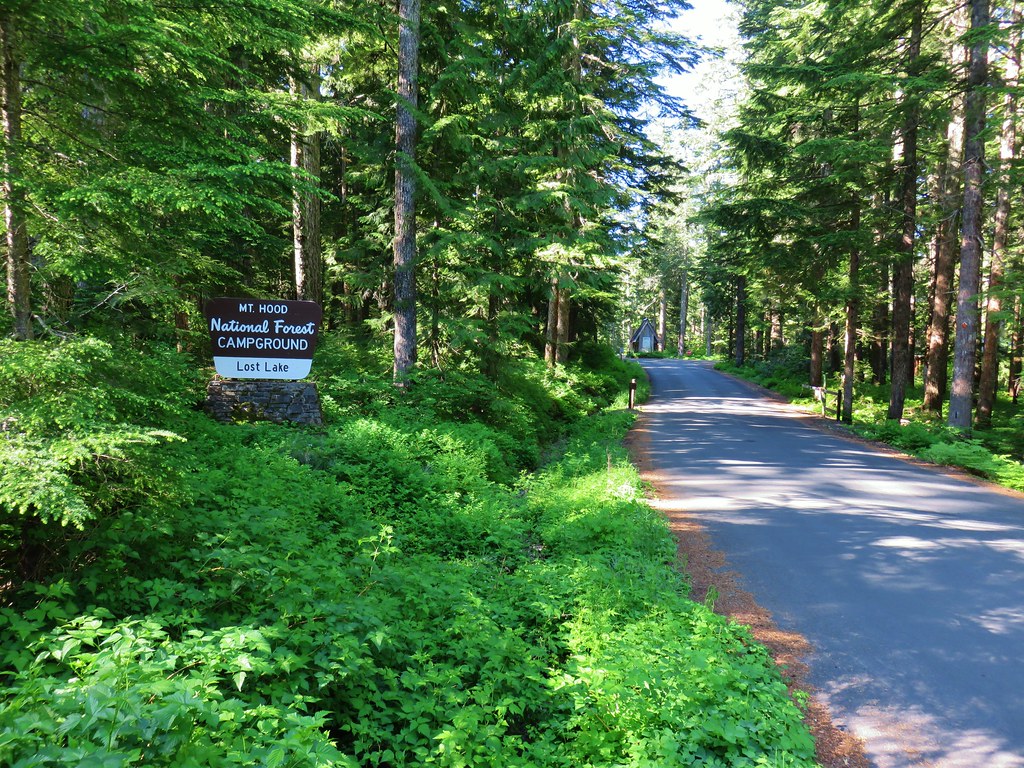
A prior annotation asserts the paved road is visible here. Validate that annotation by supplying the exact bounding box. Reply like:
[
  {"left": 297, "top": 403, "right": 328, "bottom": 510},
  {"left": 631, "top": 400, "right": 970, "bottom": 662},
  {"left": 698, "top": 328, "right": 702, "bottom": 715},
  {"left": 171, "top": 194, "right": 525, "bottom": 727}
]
[{"left": 636, "top": 359, "right": 1024, "bottom": 768}]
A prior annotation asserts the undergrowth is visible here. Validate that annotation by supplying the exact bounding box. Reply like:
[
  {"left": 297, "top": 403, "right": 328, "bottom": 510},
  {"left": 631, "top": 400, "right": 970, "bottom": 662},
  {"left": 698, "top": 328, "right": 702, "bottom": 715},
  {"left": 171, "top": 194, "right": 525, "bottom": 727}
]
[{"left": 0, "top": 333, "right": 817, "bottom": 767}]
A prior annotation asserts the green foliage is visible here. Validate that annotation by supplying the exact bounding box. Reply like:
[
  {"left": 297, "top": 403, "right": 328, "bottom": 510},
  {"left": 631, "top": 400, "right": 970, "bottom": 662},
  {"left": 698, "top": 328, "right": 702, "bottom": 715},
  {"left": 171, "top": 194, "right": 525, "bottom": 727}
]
[
  {"left": 716, "top": 354, "right": 810, "bottom": 400},
  {"left": 854, "top": 420, "right": 940, "bottom": 452},
  {"left": 0, "top": 336, "right": 198, "bottom": 585},
  {"left": 917, "top": 442, "right": 1024, "bottom": 490},
  {"left": 0, "top": 339, "right": 816, "bottom": 767}
]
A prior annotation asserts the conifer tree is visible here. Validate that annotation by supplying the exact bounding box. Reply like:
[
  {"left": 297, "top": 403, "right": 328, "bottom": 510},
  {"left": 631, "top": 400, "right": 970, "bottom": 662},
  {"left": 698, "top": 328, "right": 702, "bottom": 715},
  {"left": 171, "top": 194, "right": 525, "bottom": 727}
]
[
  {"left": 922, "top": 5, "right": 968, "bottom": 413},
  {"left": 976, "top": 4, "right": 1020, "bottom": 427},
  {"left": 887, "top": 1, "right": 924, "bottom": 421},
  {"left": 1, "top": 9, "right": 31, "bottom": 340},
  {"left": 948, "top": 0, "right": 991, "bottom": 431},
  {"left": 292, "top": 59, "right": 324, "bottom": 305},
  {"left": 393, "top": 0, "right": 420, "bottom": 382}
]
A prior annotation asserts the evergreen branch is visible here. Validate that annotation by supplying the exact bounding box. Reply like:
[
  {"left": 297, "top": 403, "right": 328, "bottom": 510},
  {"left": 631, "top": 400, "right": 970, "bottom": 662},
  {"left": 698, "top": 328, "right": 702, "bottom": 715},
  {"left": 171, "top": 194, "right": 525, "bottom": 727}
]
[{"left": 22, "top": 110, "right": 121, "bottom": 163}]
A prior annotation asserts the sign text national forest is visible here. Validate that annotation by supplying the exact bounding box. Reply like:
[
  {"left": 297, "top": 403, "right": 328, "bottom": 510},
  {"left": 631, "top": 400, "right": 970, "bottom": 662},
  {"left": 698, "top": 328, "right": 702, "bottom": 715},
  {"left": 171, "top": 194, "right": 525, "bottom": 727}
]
[{"left": 205, "top": 298, "right": 322, "bottom": 380}]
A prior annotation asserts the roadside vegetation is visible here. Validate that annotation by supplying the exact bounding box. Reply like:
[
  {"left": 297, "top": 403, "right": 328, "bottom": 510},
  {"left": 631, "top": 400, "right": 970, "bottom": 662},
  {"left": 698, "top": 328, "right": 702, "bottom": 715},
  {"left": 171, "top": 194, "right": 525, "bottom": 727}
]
[
  {"left": 716, "top": 354, "right": 1024, "bottom": 493},
  {"left": 0, "top": 334, "right": 819, "bottom": 768}
]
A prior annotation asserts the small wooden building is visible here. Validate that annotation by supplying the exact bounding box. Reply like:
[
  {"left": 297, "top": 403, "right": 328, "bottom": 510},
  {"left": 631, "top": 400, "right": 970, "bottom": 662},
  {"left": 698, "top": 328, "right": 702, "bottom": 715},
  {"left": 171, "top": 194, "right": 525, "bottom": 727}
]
[{"left": 630, "top": 318, "right": 660, "bottom": 354}]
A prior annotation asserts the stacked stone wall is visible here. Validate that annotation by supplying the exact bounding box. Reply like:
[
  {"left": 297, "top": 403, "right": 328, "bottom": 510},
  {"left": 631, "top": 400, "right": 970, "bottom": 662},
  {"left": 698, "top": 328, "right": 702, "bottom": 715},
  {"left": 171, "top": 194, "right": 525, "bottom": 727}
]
[{"left": 205, "top": 380, "right": 323, "bottom": 426}]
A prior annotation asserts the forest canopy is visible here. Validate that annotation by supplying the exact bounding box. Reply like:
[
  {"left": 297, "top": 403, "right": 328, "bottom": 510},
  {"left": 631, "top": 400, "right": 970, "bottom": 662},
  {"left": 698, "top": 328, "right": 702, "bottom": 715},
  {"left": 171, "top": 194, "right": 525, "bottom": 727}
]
[
  {"left": 1, "top": 0, "right": 695, "bottom": 367},
  {"left": 681, "top": 0, "right": 1024, "bottom": 434}
]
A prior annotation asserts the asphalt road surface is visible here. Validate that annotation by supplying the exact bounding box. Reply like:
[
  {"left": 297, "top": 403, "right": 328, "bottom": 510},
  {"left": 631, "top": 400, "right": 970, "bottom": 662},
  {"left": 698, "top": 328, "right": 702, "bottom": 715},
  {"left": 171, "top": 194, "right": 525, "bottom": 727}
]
[{"left": 636, "top": 359, "right": 1024, "bottom": 768}]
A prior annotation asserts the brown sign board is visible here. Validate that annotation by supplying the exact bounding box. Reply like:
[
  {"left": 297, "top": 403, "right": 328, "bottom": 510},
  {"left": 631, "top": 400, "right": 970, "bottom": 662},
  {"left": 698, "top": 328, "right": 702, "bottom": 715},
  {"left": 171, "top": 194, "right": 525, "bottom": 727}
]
[{"left": 205, "top": 298, "right": 322, "bottom": 380}]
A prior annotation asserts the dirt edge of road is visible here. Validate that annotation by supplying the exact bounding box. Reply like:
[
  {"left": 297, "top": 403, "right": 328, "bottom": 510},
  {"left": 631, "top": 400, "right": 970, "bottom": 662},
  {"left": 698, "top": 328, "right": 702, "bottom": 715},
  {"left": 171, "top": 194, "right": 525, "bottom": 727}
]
[{"left": 625, "top": 406, "right": 873, "bottom": 768}]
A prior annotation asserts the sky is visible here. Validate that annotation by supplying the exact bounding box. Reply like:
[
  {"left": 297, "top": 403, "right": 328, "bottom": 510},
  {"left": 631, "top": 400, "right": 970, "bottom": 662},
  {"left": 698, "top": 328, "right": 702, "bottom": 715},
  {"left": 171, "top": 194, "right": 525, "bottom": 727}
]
[{"left": 656, "top": 0, "right": 742, "bottom": 123}]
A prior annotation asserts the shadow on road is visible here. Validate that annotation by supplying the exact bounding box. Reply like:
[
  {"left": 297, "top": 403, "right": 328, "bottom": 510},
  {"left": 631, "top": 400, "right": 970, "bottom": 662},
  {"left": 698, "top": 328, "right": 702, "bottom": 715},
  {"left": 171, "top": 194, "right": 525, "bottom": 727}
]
[{"left": 637, "top": 359, "right": 1024, "bottom": 768}]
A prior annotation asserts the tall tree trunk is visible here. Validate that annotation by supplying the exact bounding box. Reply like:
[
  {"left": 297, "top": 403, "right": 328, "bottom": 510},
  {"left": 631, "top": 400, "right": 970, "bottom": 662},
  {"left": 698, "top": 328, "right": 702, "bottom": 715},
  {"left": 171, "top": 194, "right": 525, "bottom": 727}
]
[
  {"left": 704, "top": 306, "right": 712, "bottom": 357},
  {"left": 291, "top": 66, "right": 323, "bottom": 305},
  {"left": 393, "top": 0, "right": 421, "bottom": 383},
  {"left": 556, "top": 285, "right": 570, "bottom": 364},
  {"left": 545, "top": 275, "right": 558, "bottom": 365},
  {"left": 843, "top": 133, "right": 860, "bottom": 428},
  {"left": 888, "top": 5, "right": 923, "bottom": 420},
  {"left": 770, "top": 309, "right": 783, "bottom": 351},
  {"left": 430, "top": 253, "right": 441, "bottom": 368},
  {"left": 871, "top": 262, "right": 888, "bottom": 385},
  {"left": 544, "top": 0, "right": 586, "bottom": 367},
  {"left": 948, "top": 0, "right": 990, "bottom": 431},
  {"left": 1, "top": 13, "right": 31, "bottom": 340},
  {"left": 761, "top": 307, "right": 771, "bottom": 358},
  {"left": 843, "top": 198, "right": 862, "bottom": 424},
  {"left": 753, "top": 309, "right": 761, "bottom": 360},
  {"left": 734, "top": 274, "right": 746, "bottom": 366},
  {"left": 810, "top": 326, "right": 824, "bottom": 387},
  {"left": 678, "top": 268, "right": 689, "bottom": 355},
  {"left": 657, "top": 283, "right": 667, "bottom": 352},
  {"left": 976, "top": 6, "right": 1019, "bottom": 428},
  {"left": 1010, "top": 295, "right": 1022, "bottom": 401},
  {"left": 923, "top": 5, "right": 969, "bottom": 413}
]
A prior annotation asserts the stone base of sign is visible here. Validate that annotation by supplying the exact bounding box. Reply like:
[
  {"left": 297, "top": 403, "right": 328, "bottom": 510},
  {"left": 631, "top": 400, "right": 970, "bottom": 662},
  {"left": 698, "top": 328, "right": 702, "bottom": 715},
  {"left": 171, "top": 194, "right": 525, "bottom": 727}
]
[{"left": 205, "top": 379, "right": 323, "bottom": 426}]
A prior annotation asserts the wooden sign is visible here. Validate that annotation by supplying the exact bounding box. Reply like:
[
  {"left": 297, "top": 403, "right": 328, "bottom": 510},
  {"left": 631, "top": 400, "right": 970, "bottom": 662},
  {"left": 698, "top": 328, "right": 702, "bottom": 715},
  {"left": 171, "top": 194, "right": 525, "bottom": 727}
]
[{"left": 205, "top": 298, "right": 322, "bottom": 380}]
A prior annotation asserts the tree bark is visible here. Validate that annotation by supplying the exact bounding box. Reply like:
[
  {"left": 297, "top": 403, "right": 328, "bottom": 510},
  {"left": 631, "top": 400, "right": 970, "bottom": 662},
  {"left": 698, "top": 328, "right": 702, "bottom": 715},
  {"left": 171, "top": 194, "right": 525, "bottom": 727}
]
[
  {"left": 887, "top": 4, "right": 922, "bottom": 421},
  {"left": 291, "top": 66, "right": 323, "bottom": 306},
  {"left": 678, "top": 268, "right": 689, "bottom": 355},
  {"left": 1010, "top": 295, "right": 1022, "bottom": 402},
  {"left": 657, "top": 282, "right": 667, "bottom": 352},
  {"left": 948, "top": 0, "right": 990, "bottom": 431},
  {"left": 430, "top": 253, "right": 441, "bottom": 368},
  {"left": 734, "top": 274, "right": 746, "bottom": 366},
  {"left": 843, "top": 201, "right": 861, "bottom": 424},
  {"left": 810, "top": 327, "right": 824, "bottom": 387},
  {"left": 704, "top": 306, "right": 712, "bottom": 357},
  {"left": 393, "top": 0, "right": 421, "bottom": 383},
  {"left": 976, "top": 5, "right": 1019, "bottom": 428},
  {"left": 770, "top": 309, "right": 783, "bottom": 351},
  {"left": 842, "top": 274, "right": 860, "bottom": 422},
  {"left": 556, "top": 285, "right": 570, "bottom": 364},
  {"left": 1, "top": 13, "right": 31, "bottom": 340},
  {"left": 870, "top": 261, "right": 888, "bottom": 385},
  {"left": 545, "top": 275, "right": 558, "bottom": 365},
  {"left": 923, "top": 5, "right": 969, "bottom": 413}
]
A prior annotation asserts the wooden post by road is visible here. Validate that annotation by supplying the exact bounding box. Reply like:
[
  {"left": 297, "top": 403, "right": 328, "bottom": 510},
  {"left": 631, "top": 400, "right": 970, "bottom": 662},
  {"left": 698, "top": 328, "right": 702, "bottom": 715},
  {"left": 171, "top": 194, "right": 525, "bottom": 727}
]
[{"left": 629, "top": 378, "right": 637, "bottom": 409}]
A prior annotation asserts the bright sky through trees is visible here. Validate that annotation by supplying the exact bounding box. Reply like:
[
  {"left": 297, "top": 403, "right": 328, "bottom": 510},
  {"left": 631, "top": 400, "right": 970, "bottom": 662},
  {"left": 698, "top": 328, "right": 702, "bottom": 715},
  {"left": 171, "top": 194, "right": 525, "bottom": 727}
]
[{"left": 658, "top": 0, "right": 741, "bottom": 122}]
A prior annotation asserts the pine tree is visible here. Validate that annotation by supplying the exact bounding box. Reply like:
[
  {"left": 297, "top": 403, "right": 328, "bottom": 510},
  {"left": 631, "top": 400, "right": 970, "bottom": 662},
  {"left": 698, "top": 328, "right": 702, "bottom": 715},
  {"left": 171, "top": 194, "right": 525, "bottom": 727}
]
[
  {"left": 291, "top": 60, "right": 324, "bottom": 305},
  {"left": 976, "top": 3, "right": 1020, "bottom": 427},
  {"left": 948, "top": 0, "right": 991, "bottom": 431},
  {"left": 887, "top": 1, "right": 924, "bottom": 421},
  {"left": 393, "top": 0, "right": 420, "bottom": 382},
  {"left": 922, "top": 5, "right": 968, "bottom": 413},
  {"left": 1, "top": 10, "right": 31, "bottom": 340}
]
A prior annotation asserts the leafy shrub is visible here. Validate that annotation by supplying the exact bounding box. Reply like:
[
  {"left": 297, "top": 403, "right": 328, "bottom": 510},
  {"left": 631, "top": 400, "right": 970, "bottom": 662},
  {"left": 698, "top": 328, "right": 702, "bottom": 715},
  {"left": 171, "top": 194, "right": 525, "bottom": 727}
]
[
  {"left": 0, "top": 613, "right": 351, "bottom": 768},
  {"left": 855, "top": 420, "right": 940, "bottom": 452},
  {"left": 0, "top": 338, "right": 817, "bottom": 767},
  {"left": 0, "top": 336, "right": 198, "bottom": 582},
  {"left": 918, "top": 441, "right": 1024, "bottom": 490}
]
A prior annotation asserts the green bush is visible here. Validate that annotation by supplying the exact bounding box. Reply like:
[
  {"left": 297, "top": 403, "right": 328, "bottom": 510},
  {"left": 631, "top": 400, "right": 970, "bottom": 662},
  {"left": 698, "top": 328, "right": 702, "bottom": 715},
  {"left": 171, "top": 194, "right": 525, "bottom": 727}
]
[
  {"left": 918, "top": 441, "right": 1024, "bottom": 490},
  {"left": 0, "top": 336, "right": 198, "bottom": 582},
  {"left": 0, "top": 337, "right": 817, "bottom": 767},
  {"left": 855, "top": 420, "right": 940, "bottom": 452}
]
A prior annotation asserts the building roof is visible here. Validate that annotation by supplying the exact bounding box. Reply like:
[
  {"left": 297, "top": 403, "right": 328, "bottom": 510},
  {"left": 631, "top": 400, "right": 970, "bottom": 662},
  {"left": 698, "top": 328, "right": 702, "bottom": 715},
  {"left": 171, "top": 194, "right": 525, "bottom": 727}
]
[{"left": 630, "top": 318, "right": 659, "bottom": 345}]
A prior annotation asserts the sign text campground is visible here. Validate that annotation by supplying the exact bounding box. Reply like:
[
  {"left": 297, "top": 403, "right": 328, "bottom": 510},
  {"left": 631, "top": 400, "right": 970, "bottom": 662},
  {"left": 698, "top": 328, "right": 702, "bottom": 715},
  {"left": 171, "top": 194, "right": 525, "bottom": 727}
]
[{"left": 205, "top": 298, "right": 322, "bottom": 380}]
